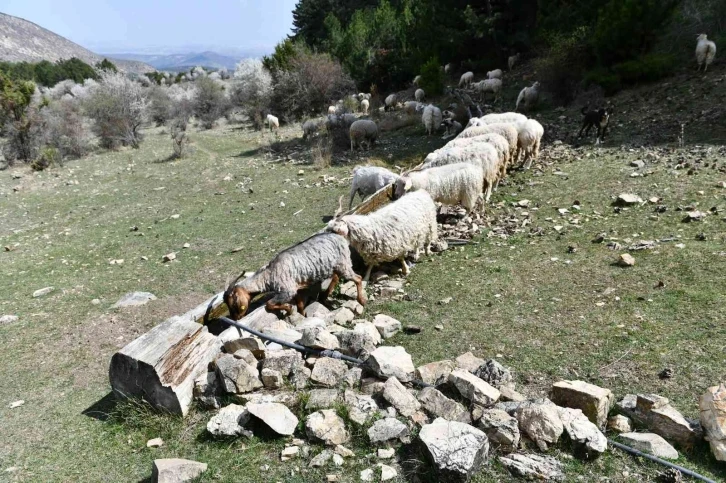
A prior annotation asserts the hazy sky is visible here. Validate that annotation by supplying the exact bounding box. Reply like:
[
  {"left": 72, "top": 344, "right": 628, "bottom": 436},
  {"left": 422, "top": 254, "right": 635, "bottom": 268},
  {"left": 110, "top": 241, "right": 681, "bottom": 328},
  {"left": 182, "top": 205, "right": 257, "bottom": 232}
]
[{"left": 2, "top": 0, "right": 298, "bottom": 55}]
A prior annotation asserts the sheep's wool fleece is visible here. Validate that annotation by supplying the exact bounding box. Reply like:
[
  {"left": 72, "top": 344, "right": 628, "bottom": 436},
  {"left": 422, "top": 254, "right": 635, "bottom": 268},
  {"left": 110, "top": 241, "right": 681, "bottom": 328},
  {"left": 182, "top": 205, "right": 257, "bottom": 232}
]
[
  {"left": 422, "top": 105, "right": 443, "bottom": 134},
  {"left": 401, "top": 163, "right": 484, "bottom": 210},
  {"left": 337, "top": 190, "right": 437, "bottom": 266},
  {"left": 350, "top": 166, "right": 400, "bottom": 205},
  {"left": 458, "top": 123, "right": 519, "bottom": 156},
  {"left": 446, "top": 133, "right": 510, "bottom": 165}
]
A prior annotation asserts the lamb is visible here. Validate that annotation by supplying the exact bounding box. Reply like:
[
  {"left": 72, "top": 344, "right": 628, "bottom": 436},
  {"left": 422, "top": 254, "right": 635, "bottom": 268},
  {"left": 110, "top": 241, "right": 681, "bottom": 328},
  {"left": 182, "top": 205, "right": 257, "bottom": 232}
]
[
  {"left": 395, "top": 163, "right": 484, "bottom": 213},
  {"left": 327, "top": 190, "right": 438, "bottom": 281},
  {"left": 445, "top": 132, "right": 511, "bottom": 185},
  {"left": 516, "top": 82, "right": 540, "bottom": 112},
  {"left": 350, "top": 119, "right": 379, "bottom": 151},
  {"left": 457, "top": 123, "right": 520, "bottom": 162},
  {"left": 696, "top": 34, "right": 717, "bottom": 72},
  {"left": 302, "top": 118, "right": 326, "bottom": 140},
  {"left": 348, "top": 166, "right": 400, "bottom": 209},
  {"left": 459, "top": 71, "right": 475, "bottom": 88},
  {"left": 422, "top": 104, "right": 443, "bottom": 136},
  {"left": 404, "top": 101, "right": 424, "bottom": 115},
  {"left": 385, "top": 94, "right": 397, "bottom": 111},
  {"left": 508, "top": 53, "right": 520, "bottom": 71},
  {"left": 422, "top": 143, "right": 501, "bottom": 202},
  {"left": 413, "top": 75, "right": 422, "bottom": 86},
  {"left": 487, "top": 69, "right": 503, "bottom": 79},
  {"left": 515, "top": 119, "right": 544, "bottom": 169},
  {"left": 266, "top": 114, "right": 279, "bottom": 132},
  {"left": 223, "top": 232, "right": 365, "bottom": 318},
  {"left": 477, "top": 78, "right": 502, "bottom": 101},
  {"left": 360, "top": 99, "right": 370, "bottom": 115},
  {"left": 415, "top": 88, "right": 425, "bottom": 102}
]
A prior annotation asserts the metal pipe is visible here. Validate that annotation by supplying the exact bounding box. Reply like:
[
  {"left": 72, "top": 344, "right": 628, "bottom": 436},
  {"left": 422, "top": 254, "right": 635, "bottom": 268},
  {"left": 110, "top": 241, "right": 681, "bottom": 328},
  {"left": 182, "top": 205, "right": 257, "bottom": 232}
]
[{"left": 608, "top": 439, "right": 717, "bottom": 483}]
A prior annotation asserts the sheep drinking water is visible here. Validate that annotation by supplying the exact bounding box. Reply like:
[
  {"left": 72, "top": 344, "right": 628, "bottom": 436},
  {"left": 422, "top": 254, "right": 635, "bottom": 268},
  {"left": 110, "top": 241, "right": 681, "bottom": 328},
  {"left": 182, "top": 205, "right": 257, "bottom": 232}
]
[{"left": 348, "top": 166, "right": 400, "bottom": 209}]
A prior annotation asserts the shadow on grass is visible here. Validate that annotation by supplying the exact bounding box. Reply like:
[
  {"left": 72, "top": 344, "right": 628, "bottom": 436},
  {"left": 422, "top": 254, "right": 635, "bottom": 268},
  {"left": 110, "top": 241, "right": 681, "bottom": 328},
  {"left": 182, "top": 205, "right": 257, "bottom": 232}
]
[{"left": 82, "top": 392, "right": 118, "bottom": 422}]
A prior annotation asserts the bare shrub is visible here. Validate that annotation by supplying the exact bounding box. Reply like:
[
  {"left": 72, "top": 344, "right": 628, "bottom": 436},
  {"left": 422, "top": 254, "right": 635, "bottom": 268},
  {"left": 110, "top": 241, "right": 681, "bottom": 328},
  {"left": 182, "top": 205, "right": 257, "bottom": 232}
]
[
  {"left": 41, "top": 98, "right": 91, "bottom": 158},
  {"left": 230, "top": 59, "right": 272, "bottom": 130},
  {"left": 147, "top": 86, "right": 173, "bottom": 126},
  {"left": 311, "top": 134, "right": 332, "bottom": 169},
  {"left": 193, "top": 76, "right": 230, "bottom": 129},
  {"left": 84, "top": 71, "right": 149, "bottom": 149},
  {"left": 30, "top": 147, "right": 61, "bottom": 171},
  {"left": 2, "top": 108, "right": 43, "bottom": 164},
  {"left": 170, "top": 117, "right": 189, "bottom": 159}
]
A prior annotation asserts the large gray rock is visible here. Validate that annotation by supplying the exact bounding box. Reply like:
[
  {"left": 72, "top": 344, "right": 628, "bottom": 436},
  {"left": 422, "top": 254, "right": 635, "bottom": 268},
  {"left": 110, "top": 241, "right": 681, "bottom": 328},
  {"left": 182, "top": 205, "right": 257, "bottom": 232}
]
[
  {"left": 232, "top": 349, "right": 258, "bottom": 366},
  {"left": 261, "top": 349, "right": 303, "bottom": 376},
  {"left": 305, "top": 302, "right": 330, "bottom": 319},
  {"left": 418, "top": 387, "right": 471, "bottom": 423},
  {"left": 310, "top": 357, "right": 348, "bottom": 387},
  {"left": 337, "top": 330, "right": 377, "bottom": 359},
  {"left": 368, "top": 346, "right": 415, "bottom": 382},
  {"left": 617, "top": 394, "right": 701, "bottom": 447},
  {"left": 343, "top": 367, "right": 363, "bottom": 388},
  {"left": 416, "top": 360, "right": 456, "bottom": 386},
  {"left": 247, "top": 402, "right": 298, "bottom": 435},
  {"left": 193, "top": 371, "right": 221, "bottom": 409},
  {"left": 368, "top": 418, "right": 410, "bottom": 444},
  {"left": 215, "top": 354, "right": 263, "bottom": 394},
  {"left": 219, "top": 329, "right": 266, "bottom": 357},
  {"left": 344, "top": 389, "right": 380, "bottom": 425},
  {"left": 152, "top": 458, "right": 207, "bottom": 483},
  {"left": 619, "top": 432, "right": 679, "bottom": 460},
  {"left": 300, "top": 327, "right": 340, "bottom": 350},
  {"left": 236, "top": 391, "right": 299, "bottom": 408},
  {"left": 112, "top": 291, "right": 157, "bottom": 308},
  {"left": 383, "top": 376, "right": 421, "bottom": 418},
  {"left": 306, "top": 389, "right": 341, "bottom": 410},
  {"left": 419, "top": 418, "right": 489, "bottom": 482},
  {"left": 477, "top": 408, "right": 520, "bottom": 453},
  {"left": 515, "top": 401, "right": 563, "bottom": 451},
  {"left": 373, "top": 314, "right": 402, "bottom": 339},
  {"left": 474, "top": 359, "right": 513, "bottom": 389},
  {"left": 260, "top": 368, "right": 283, "bottom": 389},
  {"left": 290, "top": 364, "right": 312, "bottom": 390},
  {"left": 499, "top": 454, "right": 564, "bottom": 481},
  {"left": 448, "top": 369, "right": 500, "bottom": 406},
  {"left": 551, "top": 380, "right": 614, "bottom": 428},
  {"left": 353, "top": 321, "right": 382, "bottom": 346},
  {"left": 557, "top": 407, "right": 607, "bottom": 458},
  {"left": 700, "top": 383, "right": 726, "bottom": 461},
  {"left": 325, "top": 307, "right": 355, "bottom": 326},
  {"left": 455, "top": 352, "right": 485, "bottom": 373},
  {"left": 306, "top": 409, "right": 350, "bottom": 445},
  {"left": 206, "top": 404, "right": 252, "bottom": 437}
]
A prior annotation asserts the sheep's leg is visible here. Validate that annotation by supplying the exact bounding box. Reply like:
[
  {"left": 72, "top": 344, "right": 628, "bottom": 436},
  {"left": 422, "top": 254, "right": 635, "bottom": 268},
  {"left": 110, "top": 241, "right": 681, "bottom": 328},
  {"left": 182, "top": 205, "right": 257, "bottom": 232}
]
[
  {"left": 323, "top": 273, "right": 340, "bottom": 300},
  {"left": 485, "top": 182, "right": 493, "bottom": 202},
  {"left": 363, "top": 265, "right": 373, "bottom": 282},
  {"left": 352, "top": 274, "right": 366, "bottom": 306},
  {"left": 400, "top": 258, "right": 410, "bottom": 276},
  {"left": 348, "top": 189, "right": 357, "bottom": 210},
  {"left": 266, "top": 299, "right": 294, "bottom": 316}
]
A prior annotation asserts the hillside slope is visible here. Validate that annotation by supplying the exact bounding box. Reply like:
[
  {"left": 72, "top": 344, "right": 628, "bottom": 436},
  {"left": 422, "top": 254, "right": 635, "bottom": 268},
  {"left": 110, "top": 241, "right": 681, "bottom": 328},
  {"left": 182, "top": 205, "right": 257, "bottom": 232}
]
[
  {"left": 0, "top": 12, "right": 154, "bottom": 73},
  {"left": 109, "top": 51, "right": 242, "bottom": 71}
]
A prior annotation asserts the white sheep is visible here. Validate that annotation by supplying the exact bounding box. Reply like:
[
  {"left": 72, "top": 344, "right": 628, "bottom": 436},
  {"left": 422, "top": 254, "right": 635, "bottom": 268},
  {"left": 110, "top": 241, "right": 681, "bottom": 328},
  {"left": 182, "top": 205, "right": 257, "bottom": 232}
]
[
  {"left": 457, "top": 123, "right": 520, "bottom": 162},
  {"left": 328, "top": 105, "right": 337, "bottom": 115},
  {"left": 384, "top": 94, "right": 397, "bottom": 111},
  {"left": 413, "top": 75, "right": 422, "bottom": 86},
  {"left": 459, "top": 71, "right": 474, "bottom": 88},
  {"left": 508, "top": 53, "right": 520, "bottom": 71},
  {"left": 422, "top": 143, "right": 501, "bottom": 202},
  {"left": 415, "top": 88, "right": 425, "bottom": 102},
  {"left": 479, "top": 112, "right": 527, "bottom": 124},
  {"left": 444, "top": 63, "right": 452, "bottom": 74},
  {"left": 266, "top": 114, "right": 279, "bottom": 132},
  {"left": 348, "top": 166, "right": 400, "bottom": 209},
  {"left": 404, "top": 101, "right": 424, "bottom": 115},
  {"left": 445, "top": 132, "right": 511, "bottom": 186},
  {"left": 696, "top": 34, "right": 717, "bottom": 72},
  {"left": 514, "top": 119, "right": 544, "bottom": 169},
  {"left": 395, "top": 163, "right": 484, "bottom": 213},
  {"left": 516, "top": 82, "right": 540, "bottom": 112},
  {"left": 487, "top": 69, "right": 503, "bottom": 79},
  {"left": 422, "top": 104, "right": 443, "bottom": 136},
  {"left": 350, "top": 119, "right": 379, "bottom": 151},
  {"left": 327, "top": 190, "right": 438, "bottom": 281},
  {"left": 477, "top": 78, "right": 502, "bottom": 101},
  {"left": 360, "top": 99, "right": 370, "bottom": 115}
]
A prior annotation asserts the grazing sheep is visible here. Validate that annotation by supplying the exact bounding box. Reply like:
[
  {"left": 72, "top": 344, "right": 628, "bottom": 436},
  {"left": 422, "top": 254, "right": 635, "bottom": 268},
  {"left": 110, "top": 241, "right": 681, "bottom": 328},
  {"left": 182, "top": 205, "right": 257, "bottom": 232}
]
[
  {"left": 404, "top": 101, "right": 424, "bottom": 115},
  {"left": 357, "top": 92, "right": 371, "bottom": 101},
  {"left": 508, "top": 53, "right": 520, "bottom": 71},
  {"left": 302, "top": 118, "right": 326, "bottom": 140},
  {"left": 266, "top": 114, "right": 279, "bottom": 132},
  {"left": 515, "top": 119, "right": 544, "bottom": 169},
  {"left": 516, "top": 82, "right": 540, "bottom": 112},
  {"left": 328, "top": 105, "right": 337, "bottom": 115},
  {"left": 415, "top": 88, "right": 425, "bottom": 102},
  {"left": 395, "top": 163, "right": 484, "bottom": 213},
  {"left": 441, "top": 118, "right": 463, "bottom": 138},
  {"left": 413, "top": 75, "right": 422, "bottom": 86},
  {"left": 385, "top": 94, "right": 397, "bottom": 111},
  {"left": 459, "top": 71, "right": 475, "bottom": 88},
  {"left": 327, "top": 190, "right": 438, "bottom": 281},
  {"left": 487, "top": 69, "right": 503, "bottom": 80},
  {"left": 422, "top": 143, "right": 501, "bottom": 202},
  {"left": 445, "top": 132, "right": 511, "bottom": 186},
  {"left": 457, "top": 123, "right": 520, "bottom": 162},
  {"left": 477, "top": 78, "right": 502, "bottom": 101},
  {"left": 422, "top": 104, "right": 443, "bottom": 136},
  {"left": 223, "top": 233, "right": 365, "bottom": 318},
  {"left": 360, "top": 99, "right": 370, "bottom": 114},
  {"left": 696, "top": 34, "right": 717, "bottom": 72},
  {"left": 350, "top": 119, "right": 379, "bottom": 151},
  {"left": 348, "top": 166, "right": 400, "bottom": 209}
]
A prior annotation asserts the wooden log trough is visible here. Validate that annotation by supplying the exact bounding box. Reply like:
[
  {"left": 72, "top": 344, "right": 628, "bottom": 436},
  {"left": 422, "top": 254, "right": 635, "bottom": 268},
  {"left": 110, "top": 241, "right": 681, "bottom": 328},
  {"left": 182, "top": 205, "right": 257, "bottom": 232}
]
[{"left": 109, "top": 186, "right": 395, "bottom": 416}]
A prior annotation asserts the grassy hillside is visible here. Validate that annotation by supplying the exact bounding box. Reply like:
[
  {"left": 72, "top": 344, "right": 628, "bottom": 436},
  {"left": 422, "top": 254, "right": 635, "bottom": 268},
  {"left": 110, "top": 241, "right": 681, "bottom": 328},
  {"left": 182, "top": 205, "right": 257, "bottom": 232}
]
[{"left": 0, "top": 65, "right": 725, "bottom": 482}]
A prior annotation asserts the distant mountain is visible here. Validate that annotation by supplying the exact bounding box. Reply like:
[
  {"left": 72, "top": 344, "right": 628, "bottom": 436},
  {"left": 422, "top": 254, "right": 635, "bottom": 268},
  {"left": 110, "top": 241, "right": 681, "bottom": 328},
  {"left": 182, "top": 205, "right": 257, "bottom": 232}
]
[
  {"left": 0, "top": 12, "right": 154, "bottom": 73},
  {"left": 106, "top": 51, "right": 244, "bottom": 72}
]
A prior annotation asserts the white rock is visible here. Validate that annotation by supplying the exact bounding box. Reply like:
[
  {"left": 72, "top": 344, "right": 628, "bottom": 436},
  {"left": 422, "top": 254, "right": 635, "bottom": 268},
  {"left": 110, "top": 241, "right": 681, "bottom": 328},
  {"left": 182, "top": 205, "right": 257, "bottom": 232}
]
[
  {"left": 0, "top": 315, "right": 19, "bottom": 324},
  {"left": 551, "top": 380, "right": 614, "bottom": 428},
  {"left": 206, "top": 404, "right": 251, "bottom": 437},
  {"left": 280, "top": 446, "right": 299, "bottom": 461},
  {"left": 448, "top": 370, "right": 500, "bottom": 406},
  {"left": 476, "top": 408, "right": 519, "bottom": 453},
  {"left": 455, "top": 352, "right": 485, "bottom": 373},
  {"left": 416, "top": 360, "right": 456, "bottom": 386},
  {"left": 499, "top": 453, "right": 564, "bottom": 481},
  {"left": 310, "top": 357, "right": 348, "bottom": 387},
  {"left": 334, "top": 445, "right": 354, "bottom": 458},
  {"left": 607, "top": 415, "right": 632, "bottom": 434},
  {"left": 309, "top": 449, "right": 333, "bottom": 467},
  {"left": 379, "top": 464, "right": 397, "bottom": 481},
  {"left": 557, "top": 407, "right": 607, "bottom": 457},
  {"left": 419, "top": 417, "right": 489, "bottom": 481},
  {"left": 377, "top": 448, "right": 395, "bottom": 459},
  {"left": 146, "top": 437, "right": 164, "bottom": 448},
  {"left": 247, "top": 403, "right": 299, "bottom": 435},
  {"left": 367, "top": 418, "right": 410, "bottom": 444},
  {"left": 32, "top": 287, "right": 54, "bottom": 298},
  {"left": 367, "top": 346, "right": 415, "bottom": 382},
  {"left": 344, "top": 389, "right": 380, "bottom": 425},
  {"left": 360, "top": 468, "right": 374, "bottom": 481},
  {"left": 300, "top": 327, "right": 340, "bottom": 350},
  {"left": 306, "top": 409, "right": 350, "bottom": 445},
  {"left": 215, "top": 354, "right": 263, "bottom": 394},
  {"left": 260, "top": 368, "right": 283, "bottom": 389},
  {"left": 8, "top": 400, "right": 24, "bottom": 409},
  {"left": 617, "top": 194, "right": 643, "bottom": 205},
  {"left": 418, "top": 387, "right": 470, "bottom": 423},
  {"left": 700, "top": 383, "right": 726, "bottom": 461},
  {"left": 373, "top": 314, "right": 402, "bottom": 339},
  {"left": 383, "top": 376, "right": 421, "bottom": 418},
  {"left": 332, "top": 453, "right": 344, "bottom": 466},
  {"left": 152, "top": 458, "right": 207, "bottom": 483},
  {"left": 306, "top": 389, "right": 341, "bottom": 410},
  {"left": 354, "top": 322, "right": 382, "bottom": 346},
  {"left": 515, "top": 401, "right": 563, "bottom": 451},
  {"left": 619, "top": 432, "right": 678, "bottom": 459}
]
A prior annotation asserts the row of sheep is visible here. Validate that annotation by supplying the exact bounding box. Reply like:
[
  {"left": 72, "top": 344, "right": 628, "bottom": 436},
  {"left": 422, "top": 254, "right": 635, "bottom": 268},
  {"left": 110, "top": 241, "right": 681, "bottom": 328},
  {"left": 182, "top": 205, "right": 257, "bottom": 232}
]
[{"left": 225, "top": 112, "right": 544, "bottom": 319}]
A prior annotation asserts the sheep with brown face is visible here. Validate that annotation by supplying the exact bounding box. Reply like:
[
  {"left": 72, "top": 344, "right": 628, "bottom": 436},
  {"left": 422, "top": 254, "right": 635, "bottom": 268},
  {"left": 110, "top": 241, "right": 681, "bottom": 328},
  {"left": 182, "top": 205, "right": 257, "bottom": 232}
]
[{"left": 223, "top": 232, "right": 365, "bottom": 319}]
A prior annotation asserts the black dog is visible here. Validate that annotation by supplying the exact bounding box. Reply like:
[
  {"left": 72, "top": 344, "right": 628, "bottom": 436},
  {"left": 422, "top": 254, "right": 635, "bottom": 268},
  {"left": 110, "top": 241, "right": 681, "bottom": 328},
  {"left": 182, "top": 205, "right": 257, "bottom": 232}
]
[{"left": 578, "top": 106, "right": 613, "bottom": 144}]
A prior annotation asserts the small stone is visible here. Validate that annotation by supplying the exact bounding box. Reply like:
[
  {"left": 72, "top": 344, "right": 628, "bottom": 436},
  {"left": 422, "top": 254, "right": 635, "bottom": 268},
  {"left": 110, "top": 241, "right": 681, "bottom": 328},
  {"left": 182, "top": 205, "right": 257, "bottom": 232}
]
[
  {"left": 438, "top": 297, "right": 453, "bottom": 305},
  {"left": 260, "top": 368, "right": 283, "bottom": 389},
  {"left": 0, "top": 315, "right": 19, "bottom": 324},
  {"left": 684, "top": 211, "right": 706, "bottom": 222},
  {"left": 170, "top": 214, "right": 180, "bottom": 219},
  {"left": 360, "top": 468, "right": 374, "bottom": 481},
  {"left": 334, "top": 445, "right": 354, "bottom": 458},
  {"left": 306, "top": 389, "right": 341, "bottom": 410},
  {"left": 290, "top": 364, "right": 312, "bottom": 390},
  {"left": 310, "top": 357, "right": 348, "bottom": 387},
  {"left": 373, "top": 314, "right": 402, "bottom": 339},
  {"left": 309, "top": 450, "right": 333, "bottom": 467},
  {"left": 448, "top": 369, "right": 501, "bottom": 406},
  {"left": 515, "top": 401, "right": 563, "bottom": 451},
  {"left": 32, "top": 287, "right": 54, "bottom": 298},
  {"left": 343, "top": 300, "right": 365, "bottom": 316},
  {"left": 418, "top": 387, "right": 470, "bottom": 423},
  {"left": 206, "top": 404, "right": 251, "bottom": 437},
  {"left": 194, "top": 371, "right": 221, "bottom": 409},
  {"left": 326, "top": 475, "right": 338, "bottom": 482},
  {"left": 9, "top": 400, "right": 24, "bottom": 409},
  {"left": 162, "top": 252, "right": 176, "bottom": 262},
  {"left": 232, "top": 349, "right": 257, "bottom": 366},
  {"left": 343, "top": 367, "right": 362, "bottom": 388},
  {"left": 111, "top": 291, "right": 157, "bottom": 308},
  {"left": 551, "top": 380, "right": 614, "bottom": 428},
  {"left": 383, "top": 376, "right": 421, "bottom": 417},
  {"left": 477, "top": 408, "right": 520, "bottom": 453},
  {"left": 360, "top": 377, "right": 385, "bottom": 397},
  {"left": 215, "top": 354, "right": 263, "bottom": 394},
  {"left": 152, "top": 458, "right": 207, "bottom": 483},
  {"left": 146, "top": 437, "right": 164, "bottom": 448},
  {"left": 416, "top": 360, "right": 456, "bottom": 386},
  {"left": 300, "top": 327, "right": 340, "bottom": 350},
  {"left": 631, "top": 160, "right": 645, "bottom": 168},
  {"left": 261, "top": 349, "right": 303, "bottom": 375},
  {"left": 557, "top": 407, "right": 607, "bottom": 458},
  {"left": 305, "top": 302, "right": 330, "bottom": 319},
  {"left": 499, "top": 386, "right": 526, "bottom": 402},
  {"left": 344, "top": 389, "right": 380, "bottom": 425},
  {"left": 499, "top": 453, "right": 564, "bottom": 481},
  {"left": 281, "top": 446, "right": 299, "bottom": 461},
  {"left": 419, "top": 417, "right": 489, "bottom": 482},
  {"left": 332, "top": 453, "right": 344, "bottom": 466},
  {"left": 608, "top": 415, "right": 633, "bottom": 434},
  {"left": 306, "top": 409, "right": 350, "bottom": 445},
  {"left": 353, "top": 321, "right": 382, "bottom": 346},
  {"left": 455, "top": 352, "right": 485, "bottom": 373},
  {"left": 182, "top": 243, "right": 190, "bottom": 249},
  {"left": 616, "top": 194, "right": 643, "bottom": 205},
  {"left": 367, "top": 346, "right": 415, "bottom": 382},
  {"left": 337, "top": 330, "right": 377, "bottom": 359},
  {"left": 377, "top": 448, "right": 395, "bottom": 459},
  {"left": 516, "top": 199, "right": 530, "bottom": 207},
  {"left": 367, "top": 418, "right": 410, "bottom": 444},
  {"left": 618, "top": 254, "right": 636, "bottom": 267},
  {"left": 247, "top": 403, "right": 299, "bottom": 435},
  {"left": 326, "top": 307, "right": 355, "bottom": 326},
  {"left": 474, "top": 359, "right": 513, "bottom": 388},
  {"left": 619, "top": 432, "right": 679, "bottom": 459},
  {"left": 379, "top": 464, "right": 397, "bottom": 481},
  {"left": 91, "top": 299, "right": 101, "bottom": 305},
  {"left": 619, "top": 394, "right": 701, "bottom": 447},
  {"left": 435, "top": 324, "right": 444, "bottom": 331}
]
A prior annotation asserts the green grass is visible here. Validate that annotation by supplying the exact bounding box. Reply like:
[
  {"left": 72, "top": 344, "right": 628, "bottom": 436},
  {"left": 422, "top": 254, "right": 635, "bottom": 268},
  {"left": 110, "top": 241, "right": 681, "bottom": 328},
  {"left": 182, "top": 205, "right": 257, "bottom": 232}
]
[{"left": 1, "top": 104, "right": 725, "bottom": 482}]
